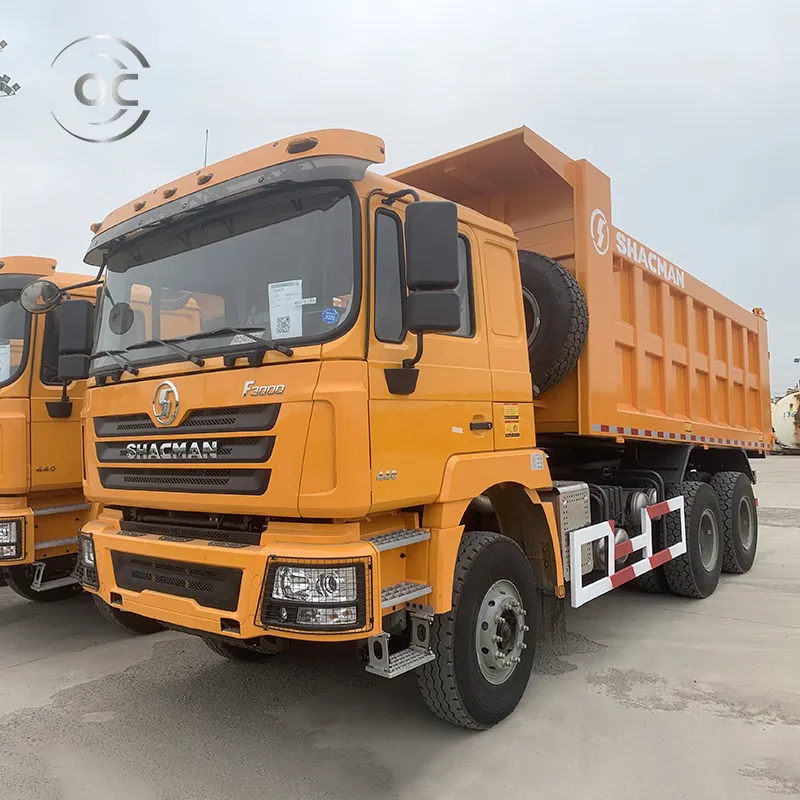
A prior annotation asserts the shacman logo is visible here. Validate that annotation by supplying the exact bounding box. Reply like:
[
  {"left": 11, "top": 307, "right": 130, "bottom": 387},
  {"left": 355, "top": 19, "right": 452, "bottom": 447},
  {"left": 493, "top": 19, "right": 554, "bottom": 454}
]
[
  {"left": 153, "top": 381, "right": 179, "bottom": 426},
  {"left": 51, "top": 35, "right": 150, "bottom": 143},
  {"left": 590, "top": 208, "right": 610, "bottom": 256},
  {"left": 126, "top": 441, "right": 218, "bottom": 461}
]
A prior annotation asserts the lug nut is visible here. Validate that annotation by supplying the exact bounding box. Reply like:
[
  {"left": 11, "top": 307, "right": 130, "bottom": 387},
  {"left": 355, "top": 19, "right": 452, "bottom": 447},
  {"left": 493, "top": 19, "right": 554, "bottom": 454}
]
[
  {"left": 495, "top": 615, "right": 504, "bottom": 624},
  {"left": 519, "top": 643, "right": 527, "bottom": 650},
  {"left": 492, "top": 634, "right": 503, "bottom": 643},
  {"left": 523, "top": 625, "right": 530, "bottom": 632},
  {"left": 494, "top": 651, "right": 503, "bottom": 660}
]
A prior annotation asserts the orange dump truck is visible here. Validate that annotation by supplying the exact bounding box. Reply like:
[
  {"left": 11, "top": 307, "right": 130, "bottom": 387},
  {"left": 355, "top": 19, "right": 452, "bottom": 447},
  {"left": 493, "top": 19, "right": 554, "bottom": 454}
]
[
  {"left": 22, "top": 126, "right": 770, "bottom": 728},
  {"left": 0, "top": 257, "right": 98, "bottom": 600}
]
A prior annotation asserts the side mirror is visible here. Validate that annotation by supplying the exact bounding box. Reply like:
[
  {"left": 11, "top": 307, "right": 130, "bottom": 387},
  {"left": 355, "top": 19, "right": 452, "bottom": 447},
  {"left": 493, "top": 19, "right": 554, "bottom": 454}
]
[
  {"left": 19, "top": 279, "right": 63, "bottom": 314},
  {"left": 57, "top": 299, "right": 94, "bottom": 382},
  {"left": 405, "top": 201, "right": 459, "bottom": 290},
  {"left": 406, "top": 291, "right": 461, "bottom": 333}
]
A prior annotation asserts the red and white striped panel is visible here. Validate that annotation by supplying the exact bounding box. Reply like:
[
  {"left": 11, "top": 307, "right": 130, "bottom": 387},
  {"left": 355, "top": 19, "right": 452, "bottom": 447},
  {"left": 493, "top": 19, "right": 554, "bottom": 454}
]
[
  {"left": 569, "top": 496, "right": 686, "bottom": 608},
  {"left": 590, "top": 423, "right": 765, "bottom": 450}
]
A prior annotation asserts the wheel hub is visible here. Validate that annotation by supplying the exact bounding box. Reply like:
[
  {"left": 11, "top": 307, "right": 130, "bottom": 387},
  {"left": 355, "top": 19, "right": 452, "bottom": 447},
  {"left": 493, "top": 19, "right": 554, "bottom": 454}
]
[
  {"left": 475, "top": 579, "right": 529, "bottom": 685},
  {"left": 738, "top": 496, "right": 754, "bottom": 550},
  {"left": 698, "top": 507, "right": 720, "bottom": 572}
]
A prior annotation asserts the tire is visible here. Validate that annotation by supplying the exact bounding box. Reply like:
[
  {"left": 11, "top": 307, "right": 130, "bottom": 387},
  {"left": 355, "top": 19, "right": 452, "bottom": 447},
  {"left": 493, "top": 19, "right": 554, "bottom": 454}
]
[
  {"left": 711, "top": 471, "right": 758, "bottom": 574},
  {"left": 203, "top": 637, "right": 277, "bottom": 663},
  {"left": 634, "top": 566, "right": 671, "bottom": 594},
  {"left": 417, "top": 531, "right": 538, "bottom": 730},
  {"left": 519, "top": 251, "right": 589, "bottom": 394},
  {"left": 5, "top": 565, "right": 82, "bottom": 603},
  {"left": 92, "top": 594, "right": 166, "bottom": 634},
  {"left": 634, "top": 510, "right": 670, "bottom": 593},
  {"left": 662, "top": 482, "right": 723, "bottom": 598}
]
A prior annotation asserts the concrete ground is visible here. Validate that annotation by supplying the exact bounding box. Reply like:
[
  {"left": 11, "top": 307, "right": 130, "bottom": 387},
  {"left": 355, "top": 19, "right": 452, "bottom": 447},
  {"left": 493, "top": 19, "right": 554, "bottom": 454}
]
[{"left": 0, "top": 458, "right": 798, "bottom": 799}]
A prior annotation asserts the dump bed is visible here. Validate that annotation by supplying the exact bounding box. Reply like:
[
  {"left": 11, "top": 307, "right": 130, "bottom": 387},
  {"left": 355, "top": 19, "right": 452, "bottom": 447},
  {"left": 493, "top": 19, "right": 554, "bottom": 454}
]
[{"left": 391, "top": 128, "right": 771, "bottom": 451}]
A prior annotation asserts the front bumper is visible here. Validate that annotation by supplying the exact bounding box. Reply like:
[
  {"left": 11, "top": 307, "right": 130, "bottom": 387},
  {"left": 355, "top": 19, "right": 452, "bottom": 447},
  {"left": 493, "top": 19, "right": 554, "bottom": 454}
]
[{"left": 82, "top": 516, "right": 387, "bottom": 642}]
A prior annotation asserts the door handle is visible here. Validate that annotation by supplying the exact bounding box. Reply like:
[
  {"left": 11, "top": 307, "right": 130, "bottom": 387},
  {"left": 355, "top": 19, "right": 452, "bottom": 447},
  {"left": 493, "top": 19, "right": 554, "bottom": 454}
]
[{"left": 470, "top": 420, "right": 493, "bottom": 431}]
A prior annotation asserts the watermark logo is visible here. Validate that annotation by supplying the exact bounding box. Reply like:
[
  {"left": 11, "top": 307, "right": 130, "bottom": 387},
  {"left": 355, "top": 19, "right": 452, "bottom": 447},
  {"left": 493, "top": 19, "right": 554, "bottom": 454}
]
[
  {"left": 0, "top": 38, "right": 23, "bottom": 98},
  {"left": 51, "top": 35, "right": 150, "bottom": 143}
]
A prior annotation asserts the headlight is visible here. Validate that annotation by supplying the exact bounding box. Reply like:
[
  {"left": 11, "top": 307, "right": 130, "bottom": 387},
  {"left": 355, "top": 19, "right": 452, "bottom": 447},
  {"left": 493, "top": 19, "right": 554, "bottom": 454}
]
[
  {"left": 261, "top": 558, "right": 371, "bottom": 632},
  {"left": 0, "top": 521, "right": 19, "bottom": 544},
  {"left": 295, "top": 606, "right": 358, "bottom": 626},
  {"left": 272, "top": 565, "right": 357, "bottom": 604},
  {"left": 0, "top": 519, "right": 23, "bottom": 560},
  {"left": 80, "top": 535, "right": 96, "bottom": 567}
]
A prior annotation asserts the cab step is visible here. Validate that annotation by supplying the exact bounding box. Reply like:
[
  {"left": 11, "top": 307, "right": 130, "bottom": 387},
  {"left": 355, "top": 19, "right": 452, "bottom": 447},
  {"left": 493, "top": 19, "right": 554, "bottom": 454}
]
[
  {"left": 381, "top": 580, "right": 432, "bottom": 608},
  {"left": 31, "top": 562, "right": 80, "bottom": 593},
  {"left": 365, "top": 605, "right": 435, "bottom": 679},
  {"left": 365, "top": 642, "right": 436, "bottom": 678},
  {"left": 366, "top": 528, "right": 430, "bottom": 552}
]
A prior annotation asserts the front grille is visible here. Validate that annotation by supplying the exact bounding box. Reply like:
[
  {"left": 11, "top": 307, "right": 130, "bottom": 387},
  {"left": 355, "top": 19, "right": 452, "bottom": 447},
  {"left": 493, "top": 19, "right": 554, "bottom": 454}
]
[
  {"left": 119, "top": 520, "right": 262, "bottom": 545},
  {"left": 99, "top": 468, "right": 270, "bottom": 495},
  {"left": 111, "top": 552, "right": 242, "bottom": 611},
  {"left": 94, "top": 404, "right": 280, "bottom": 437},
  {"left": 95, "top": 436, "right": 275, "bottom": 464}
]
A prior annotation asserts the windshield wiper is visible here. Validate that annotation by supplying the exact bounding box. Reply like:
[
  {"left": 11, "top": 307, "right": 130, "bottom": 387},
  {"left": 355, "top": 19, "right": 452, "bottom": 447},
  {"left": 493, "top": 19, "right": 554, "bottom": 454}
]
[
  {"left": 125, "top": 337, "right": 205, "bottom": 366},
  {"left": 183, "top": 326, "right": 294, "bottom": 359},
  {"left": 90, "top": 349, "right": 140, "bottom": 378}
]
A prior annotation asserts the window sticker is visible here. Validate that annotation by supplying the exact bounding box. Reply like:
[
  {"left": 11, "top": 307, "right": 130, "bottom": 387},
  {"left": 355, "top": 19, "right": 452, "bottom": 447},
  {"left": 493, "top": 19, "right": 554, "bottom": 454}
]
[
  {"left": 321, "top": 307, "right": 340, "bottom": 325},
  {"left": 0, "top": 341, "right": 10, "bottom": 382},
  {"left": 268, "top": 280, "right": 303, "bottom": 339}
]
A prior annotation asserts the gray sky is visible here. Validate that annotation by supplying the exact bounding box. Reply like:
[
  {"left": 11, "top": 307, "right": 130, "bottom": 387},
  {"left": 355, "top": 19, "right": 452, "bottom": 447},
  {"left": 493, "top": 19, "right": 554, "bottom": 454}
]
[{"left": 1, "top": 0, "right": 798, "bottom": 389}]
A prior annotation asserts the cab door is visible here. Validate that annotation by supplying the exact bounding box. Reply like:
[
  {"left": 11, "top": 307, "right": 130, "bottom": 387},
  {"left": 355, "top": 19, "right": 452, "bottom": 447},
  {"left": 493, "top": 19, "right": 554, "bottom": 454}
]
[
  {"left": 29, "top": 308, "right": 86, "bottom": 492},
  {"left": 367, "top": 207, "right": 493, "bottom": 511}
]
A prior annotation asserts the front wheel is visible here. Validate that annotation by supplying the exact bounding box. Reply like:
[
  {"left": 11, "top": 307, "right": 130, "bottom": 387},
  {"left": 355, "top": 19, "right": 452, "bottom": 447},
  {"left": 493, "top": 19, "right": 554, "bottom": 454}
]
[
  {"left": 417, "top": 531, "right": 538, "bottom": 730},
  {"left": 92, "top": 594, "right": 166, "bottom": 634},
  {"left": 203, "top": 637, "right": 278, "bottom": 663}
]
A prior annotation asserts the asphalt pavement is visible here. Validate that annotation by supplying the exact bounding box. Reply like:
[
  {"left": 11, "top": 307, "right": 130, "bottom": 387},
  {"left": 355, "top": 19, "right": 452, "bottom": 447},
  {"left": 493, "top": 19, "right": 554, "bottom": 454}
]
[{"left": 1, "top": 457, "right": 798, "bottom": 799}]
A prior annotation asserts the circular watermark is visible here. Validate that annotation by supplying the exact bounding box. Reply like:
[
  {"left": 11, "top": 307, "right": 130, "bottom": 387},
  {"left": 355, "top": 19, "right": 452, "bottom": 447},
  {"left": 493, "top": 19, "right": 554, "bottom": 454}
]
[{"left": 51, "top": 35, "right": 150, "bottom": 143}]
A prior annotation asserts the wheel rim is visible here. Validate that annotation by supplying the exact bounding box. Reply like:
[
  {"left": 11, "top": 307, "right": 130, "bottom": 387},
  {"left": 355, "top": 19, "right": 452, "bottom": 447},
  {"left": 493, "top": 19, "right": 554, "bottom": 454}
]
[
  {"left": 698, "top": 508, "right": 720, "bottom": 571},
  {"left": 475, "top": 579, "right": 528, "bottom": 686},
  {"left": 738, "top": 496, "right": 754, "bottom": 550},
  {"left": 522, "top": 287, "right": 542, "bottom": 348}
]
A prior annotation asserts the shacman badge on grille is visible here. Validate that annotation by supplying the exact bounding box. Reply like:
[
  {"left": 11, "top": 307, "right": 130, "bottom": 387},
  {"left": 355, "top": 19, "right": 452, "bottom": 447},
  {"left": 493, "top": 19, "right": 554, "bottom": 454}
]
[{"left": 125, "top": 441, "right": 218, "bottom": 460}]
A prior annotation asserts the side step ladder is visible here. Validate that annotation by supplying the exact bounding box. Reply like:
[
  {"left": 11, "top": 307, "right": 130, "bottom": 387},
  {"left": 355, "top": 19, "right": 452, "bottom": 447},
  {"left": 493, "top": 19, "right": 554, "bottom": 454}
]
[
  {"left": 31, "top": 561, "right": 80, "bottom": 593},
  {"left": 365, "top": 604, "right": 436, "bottom": 679}
]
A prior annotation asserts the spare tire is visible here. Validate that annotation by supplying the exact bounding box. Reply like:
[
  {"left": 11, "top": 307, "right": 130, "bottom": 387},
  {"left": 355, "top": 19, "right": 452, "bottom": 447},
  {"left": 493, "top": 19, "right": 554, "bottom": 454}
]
[{"left": 519, "top": 251, "right": 588, "bottom": 394}]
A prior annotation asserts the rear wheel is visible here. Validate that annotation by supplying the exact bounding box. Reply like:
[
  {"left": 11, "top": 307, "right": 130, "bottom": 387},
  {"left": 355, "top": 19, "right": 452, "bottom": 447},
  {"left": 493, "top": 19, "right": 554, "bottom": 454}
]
[
  {"left": 5, "top": 564, "right": 82, "bottom": 603},
  {"left": 711, "top": 471, "right": 758, "bottom": 574},
  {"left": 662, "top": 482, "right": 723, "bottom": 598},
  {"left": 203, "top": 637, "right": 278, "bottom": 663},
  {"left": 92, "top": 594, "right": 166, "bottom": 634},
  {"left": 417, "top": 531, "right": 538, "bottom": 730}
]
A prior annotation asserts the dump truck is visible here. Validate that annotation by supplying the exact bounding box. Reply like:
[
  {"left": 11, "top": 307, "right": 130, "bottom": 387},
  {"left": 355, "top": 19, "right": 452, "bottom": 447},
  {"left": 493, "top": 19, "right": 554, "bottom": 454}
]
[
  {"left": 0, "top": 256, "right": 99, "bottom": 601},
  {"left": 21, "top": 127, "right": 771, "bottom": 728}
]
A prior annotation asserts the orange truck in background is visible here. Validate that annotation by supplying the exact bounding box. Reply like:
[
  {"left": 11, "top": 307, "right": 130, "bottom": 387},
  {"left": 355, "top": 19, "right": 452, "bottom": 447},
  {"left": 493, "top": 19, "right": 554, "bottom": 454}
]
[
  {"left": 0, "top": 257, "right": 98, "bottom": 601},
  {"left": 23, "top": 127, "right": 770, "bottom": 728}
]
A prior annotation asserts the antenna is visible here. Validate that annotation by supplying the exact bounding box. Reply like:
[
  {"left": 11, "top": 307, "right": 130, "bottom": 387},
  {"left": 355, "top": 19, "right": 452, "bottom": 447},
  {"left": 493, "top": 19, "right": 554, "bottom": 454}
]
[{"left": 203, "top": 129, "right": 209, "bottom": 167}]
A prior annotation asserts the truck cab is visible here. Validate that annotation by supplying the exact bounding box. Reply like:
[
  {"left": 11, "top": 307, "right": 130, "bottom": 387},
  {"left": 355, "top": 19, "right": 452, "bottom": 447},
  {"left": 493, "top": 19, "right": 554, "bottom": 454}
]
[{"left": 0, "top": 256, "right": 98, "bottom": 601}]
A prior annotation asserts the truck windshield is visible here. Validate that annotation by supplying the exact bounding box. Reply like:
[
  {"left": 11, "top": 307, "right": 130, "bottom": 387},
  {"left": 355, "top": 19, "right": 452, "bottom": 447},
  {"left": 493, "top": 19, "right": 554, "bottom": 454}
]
[
  {"left": 0, "top": 275, "right": 33, "bottom": 389},
  {"left": 93, "top": 182, "right": 358, "bottom": 374}
]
